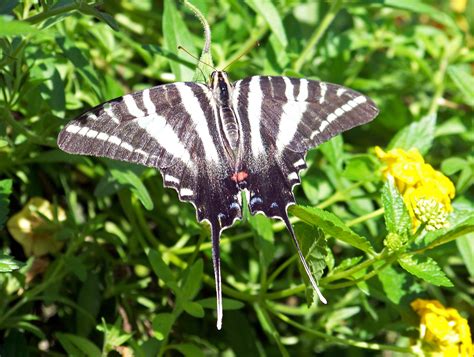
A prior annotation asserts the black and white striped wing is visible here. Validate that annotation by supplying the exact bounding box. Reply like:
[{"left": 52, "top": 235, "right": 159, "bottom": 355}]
[
  {"left": 232, "top": 76, "right": 378, "bottom": 301},
  {"left": 58, "top": 82, "right": 242, "bottom": 330},
  {"left": 58, "top": 83, "right": 242, "bottom": 230},
  {"left": 233, "top": 75, "right": 378, "bottom": 218}
]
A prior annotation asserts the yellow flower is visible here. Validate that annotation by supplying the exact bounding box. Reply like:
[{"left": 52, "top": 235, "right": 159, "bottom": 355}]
[
  {"left": 375, "top": 147, "right": 455, "bottom": 230},
  {"left": 450, "top": 0, "right": 467, "bottom": 13},
  {"left": 412, "top": 198, "right": 450, "bottom": 231},
  {"left": 7, "top": 197, "right": 66, "bottom": 257},
  {"left": 411, "top": 299, "right": 473, "bottom": 356}
]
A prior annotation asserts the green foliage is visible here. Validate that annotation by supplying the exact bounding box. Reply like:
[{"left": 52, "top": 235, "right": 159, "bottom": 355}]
[
  {"left": 1, "top": 0, "right": 472, "bottom": 356},
  {"left": 398, "top": 255, "right": 453, "bottom": 287},
  {"left": 0, "top": 179, "right": 12, "bottom": 229},
  {"left": 387, "top": 114, "right": 436, "bottom": 154},
  {"left": 382, "top": 178, "right": 411, "bottom": 241}
]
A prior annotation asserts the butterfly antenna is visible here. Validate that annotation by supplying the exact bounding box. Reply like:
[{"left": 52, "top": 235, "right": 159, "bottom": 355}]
[
  {"left": 282, "top": 214, "right": 327, "bottom": 304},
  {"left": 177, "top": 45, "right": 217, "bottom": 71},
  {"left": 222, "top": 41, "right": 260, "bottom": 71},
  {"left": 210, "top": 223, "right": 223, "bottom": 329}
]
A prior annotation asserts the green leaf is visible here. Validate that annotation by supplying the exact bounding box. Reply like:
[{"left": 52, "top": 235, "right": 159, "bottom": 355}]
[
  {"left": 294, "top": 223, "right": 327, "bottom": 305},
  {"left": 253, "top": 303, "right": 282, "bottom": 348},
  {"left": 40, "top": 67, "right": 66, "bottom": 118},
  {"left": 456, "top": 165, "right": 473, "bottom": 193},
  {"left": 435, "top": 117, "right": 467, "bottom": 137},
  {"left": 382, "top": 178, "right": 411, "bottom": 239},
  {"left": 291, "top": 206, "right": 374, "bottom": 254},
  {"left": 56, "top": 333, "right": 102, "bottom": 357},
  {"left": 76, "top": 273, "right": 101, "bottom": 337},
  {"left": 183, "top": 301, "right": 205, "bottom": 318},
  {"left": 79, "top": 4, "right": 120, "bottom": 31},
  {"left": 377, "top": 264, "right": 407, "bottom": 304},
  {"left": 108, "top": 164, "right": 153, "bottom": 210},
  {"left": 367, "top": 0, "right": 458, "bottom": 31},
  {"left": 319, "top": 135, "right": 344, "bottom": 171},
  {"left": 0, "top": 179, "right": 12, "bottom": 229},
  {"left": 181, "top": 259, "right": 203, "bottom": 299},
  {"left": 294, "top": 224, "right": 327, "bottom": 280},
  {"left": 456, "top": 232, "right": 474, "bottom": 278},
  {"left": 163, "top": 0, "right": 196, "bottom": 81},
  {"left": 147, "top": 249, "right": 179, "bottom": 292},
  {"left": 0, "top": 15, "right": 36, "bottom": 36},
  {"left": 196, "top": 297, "right": 244, "bottom": 310},
  {"left": 398, "top": 255, "right": 453, "bottom": 287},
  {"left": 249, "top": 214, "right": 275, "bottom": 267},
  {"left": 56, "top": 36, "right": 102, "bottom": 99},
  {"left": 330, "top": 256, "right": 364, "bottom": 274},
  {"left": 447, "top": 65, "right": 474, "bottom": 106},
  {"left": 388, "top": 114, "right": 436, "bottom": 154},
  {"left": 325, "top": 306, "right": 360, "bottom": 331},
  {"left": 342, "top": 155, "right": 380, "bottom": 182},
  {"left": 152, "top": 313, "right": 175, "bottom": 341},
  {"left": 441, "top": 157, "right": 467, "bottom": 175},
  {"left": 245, "top": 0, "right": 287, "bottom": 47},
  {"left": 97, "top": 320, "right": 132, "bottom": 354},
  {"left": 171, "top": 343, "right": 205, "bottom": 357},
  {"left": 0, "top": 255, "right": 24, "bottom": 273}
]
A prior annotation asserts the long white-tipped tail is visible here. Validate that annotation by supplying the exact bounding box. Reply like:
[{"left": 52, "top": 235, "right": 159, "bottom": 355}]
[
  {"left": 211, "top": 225, "right": 223, "bottom": 329},
  {"left": 282, "top": 215, "right": 327, "bottom": 304}
]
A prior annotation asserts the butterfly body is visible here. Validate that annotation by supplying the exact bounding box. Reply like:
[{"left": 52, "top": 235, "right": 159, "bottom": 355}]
[{"left": 58, "top": 71, "right": 379, "bottom": 329}]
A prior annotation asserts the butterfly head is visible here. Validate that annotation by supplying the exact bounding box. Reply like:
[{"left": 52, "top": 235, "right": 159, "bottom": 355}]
[{"left": 210, "top": 71, "right": 232, "bottom": 103}]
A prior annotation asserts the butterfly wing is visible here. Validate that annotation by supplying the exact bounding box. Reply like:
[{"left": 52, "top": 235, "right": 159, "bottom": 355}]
[
  {"left": 232, "top": 75, "right": 378, "bottom": 301},
  {"left": 58, "top": 82, "right": 242, "bottom": 328}
]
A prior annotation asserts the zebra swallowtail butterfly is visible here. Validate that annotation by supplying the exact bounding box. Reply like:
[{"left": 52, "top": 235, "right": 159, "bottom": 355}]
[{"left": 58, "top": 71, "right": 379, "bottom": 329}]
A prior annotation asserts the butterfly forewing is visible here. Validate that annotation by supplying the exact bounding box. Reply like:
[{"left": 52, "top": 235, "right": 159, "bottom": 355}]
[{"left": 58, "top": 83, "right": 241, "bottom": 216}]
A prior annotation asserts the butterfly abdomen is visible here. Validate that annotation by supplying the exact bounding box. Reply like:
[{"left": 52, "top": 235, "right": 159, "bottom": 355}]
[{"left": 211, "top": 71, "right": 241, "bottom": 155}]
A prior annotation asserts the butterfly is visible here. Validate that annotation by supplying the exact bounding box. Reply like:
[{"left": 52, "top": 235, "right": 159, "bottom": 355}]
[{"left": 58, "top": 70, "right": 379, "bottom": 329}]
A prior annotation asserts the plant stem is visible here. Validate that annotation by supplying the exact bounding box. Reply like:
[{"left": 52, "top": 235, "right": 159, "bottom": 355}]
[
  {"left": 266, "top": 255, "right": 297, "bottom": 286},
  {"left": 1, "top": 108, "right": 56, "bottom": 147},
  {"left": 427, "top": 42, "right": 451, "bottom": 116},
  {"left": 182, "top": 0, "right": 212, "bottom": 57},
  {"left": 25, "top": 2, "right": 83, "bottom": 24},
  {"left": 264, "top": 284, "right": 305, "bottom": 300},
  {"left": 346, "top": 207, "right": 385, "bottom": 227},
  {"left": 132, "top": 197, "right": 162, "bottom": 248},
  {"left": 325, "top": 254, "right": 398, "bottom": 289},
  {"left": 293, "top": 0, "right": 343, "bottom": 72},
  {"left": 0, "top": 235, "right": 82, "bottom": 327},
  {"left": 271, "top": 309, "right": 416, "bottom": 354},
  {"left": 220, "top": 24, "right": 269, "bottom": 69},
  {"left": 322, "top": 251, "right": 385, "bottom": 284}
]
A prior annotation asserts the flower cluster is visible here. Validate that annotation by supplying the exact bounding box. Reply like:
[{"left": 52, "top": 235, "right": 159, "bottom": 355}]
[
  {"left": 375, "top": 147, "right": 455, "bottom": 230},
  {"left": 411, "top": 299, "right": 472, "bottom": 357},
  {"left": 7, "top": 197, "right": 66, "bottom": 256}
]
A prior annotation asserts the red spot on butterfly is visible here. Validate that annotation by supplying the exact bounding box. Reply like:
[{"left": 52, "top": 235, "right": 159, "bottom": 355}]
[{"left": 231, "top": 171, "right": 248, "bottom": 183}]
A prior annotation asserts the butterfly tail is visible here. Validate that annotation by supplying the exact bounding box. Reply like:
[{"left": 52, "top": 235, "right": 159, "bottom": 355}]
[
  {"left": 210, "top": 223, "right": 223, "bottom": 330},
  {"left": 282, "top": 214, "right": 327, "bottom": 305}
]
